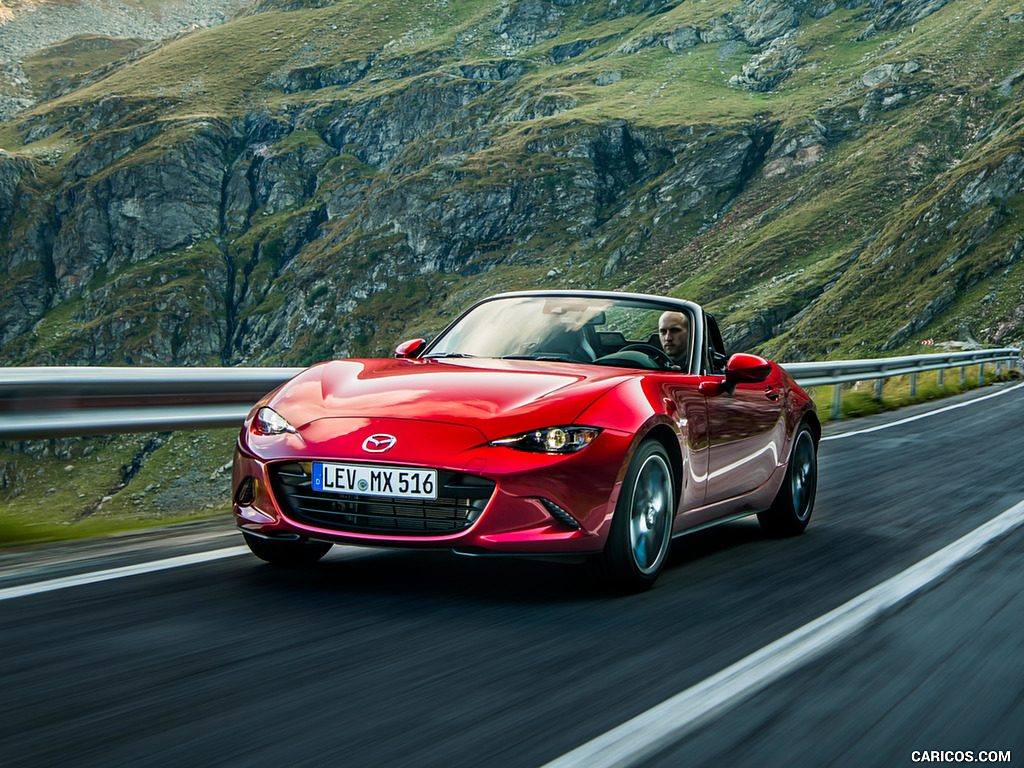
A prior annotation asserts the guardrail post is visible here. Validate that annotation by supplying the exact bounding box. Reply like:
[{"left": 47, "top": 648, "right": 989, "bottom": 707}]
[
  {"left": 910, "top": 372, "right": 918, "bottom": 398},
  {"left": 961, "top": 366, "right": 967, "bottom": 386},
  {"left": 832, "top": 384, "right": 842, "bottom": 420},
  {"left": 979, "top": 363, "right": 985, "bottom": 386},
  {"left": 996, "top": 361, "right": 1002, "bottom": 378},
  {"left": 937, "top": 368, "right": 945, "bottom": 388},
  {"left": 875, "top": 378, "right": 884, "bottom": 401}
]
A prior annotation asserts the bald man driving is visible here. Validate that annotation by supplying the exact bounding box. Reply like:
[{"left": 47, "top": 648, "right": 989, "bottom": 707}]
[{"left": 658, "top": 311, "right": 690, "bottom": 369}]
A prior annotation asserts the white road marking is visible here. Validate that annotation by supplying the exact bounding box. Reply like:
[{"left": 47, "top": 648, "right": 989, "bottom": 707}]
[
  {"left": 0, "top": 547, "right": 248, "bottom": 602},
  {"left": 543, "top": 498, "right": 1024, "bottom": 768},
  {"left": 822, "top": 381, "right": 1024, "bottom": 441},
  {"left": 0, "top": 541, "right": 389, "bottom": 601}
]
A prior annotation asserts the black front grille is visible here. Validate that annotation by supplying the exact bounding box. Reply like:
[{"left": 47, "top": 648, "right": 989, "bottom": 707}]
[{"left": 269, "top": 462, "right": 496, "bottom": 536}]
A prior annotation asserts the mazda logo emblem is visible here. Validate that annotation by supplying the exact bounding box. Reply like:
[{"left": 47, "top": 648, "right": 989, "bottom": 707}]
[{"left": 362, "top": 434, "right": 397, "bottom": 453}]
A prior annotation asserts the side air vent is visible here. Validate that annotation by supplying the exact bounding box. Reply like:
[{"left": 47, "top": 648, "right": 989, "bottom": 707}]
[
  {"left": 235, "top": 477, "right": 256, "bottom": 506},
  {"left": 539, "top": 498, "right": 581, "bottom": 530}
]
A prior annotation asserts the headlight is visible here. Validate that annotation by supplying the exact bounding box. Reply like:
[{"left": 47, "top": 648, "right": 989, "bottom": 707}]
[
  {"left": 253, "top": 407, "right": 298, "bottom": 435},
  {"left": 490, "top": 426, "right": 601, "bottom": 454}
]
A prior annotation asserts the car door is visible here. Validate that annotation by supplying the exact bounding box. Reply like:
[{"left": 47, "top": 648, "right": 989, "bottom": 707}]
[
  {"left": 700, "top": 315, "right": 787, "bottom": 506},
  {"left": 654, "top": 373, "right": 710, "bottom": 513}
]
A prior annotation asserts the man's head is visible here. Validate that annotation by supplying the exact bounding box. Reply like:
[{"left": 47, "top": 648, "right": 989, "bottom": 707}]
[{"left": 658, "top": 311, "right": 690, "bottom": 364}]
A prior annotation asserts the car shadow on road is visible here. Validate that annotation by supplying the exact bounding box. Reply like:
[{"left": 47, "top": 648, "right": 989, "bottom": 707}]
[{"left": 234, "top": 519, "right": 796, "bottom": 606}]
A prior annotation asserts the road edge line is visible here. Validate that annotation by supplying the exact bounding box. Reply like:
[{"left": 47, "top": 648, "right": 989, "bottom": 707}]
[
  {"left": 0, "top": 547, "right": 249, "bottom": 602},
  {"left": 542, "top": 498, "right": 1024, "bottom": 768},
  {"left": 822, "top": 381, "right": 1024, "bottom": 441}
]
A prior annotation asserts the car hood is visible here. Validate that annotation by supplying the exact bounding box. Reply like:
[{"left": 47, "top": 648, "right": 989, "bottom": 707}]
[{"left": 266, "top": 357, "right": 632, "bottom": 441}]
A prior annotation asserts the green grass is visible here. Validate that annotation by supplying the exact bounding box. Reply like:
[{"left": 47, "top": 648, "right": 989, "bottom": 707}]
[
  {"left": 810, "top": 368, "right": 1022, "bottom": 421},
  {"left": 0, "top": 428, "right": 237, "bottom": 547},
  {"left": 0, "top": 509, "right": 225, "bottom": 547},
  {"left": 21, "top": 34, "right": 149, "bottom": 97}
]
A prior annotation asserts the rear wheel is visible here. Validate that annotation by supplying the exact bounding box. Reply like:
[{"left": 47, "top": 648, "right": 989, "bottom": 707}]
[
  {"left": 590, "top": 440, "right": 675, "bottom": 592},
  {"left": 758, "top": 424, "right": 817, "bottom": 536},
  {"left": 242, "top": 532, "right": 332, "bottom": 565}
]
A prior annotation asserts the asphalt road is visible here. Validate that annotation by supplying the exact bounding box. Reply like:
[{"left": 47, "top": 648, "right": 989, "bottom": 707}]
[{"left": 2, "top": 382, "right": 1023, "bottom": 768}]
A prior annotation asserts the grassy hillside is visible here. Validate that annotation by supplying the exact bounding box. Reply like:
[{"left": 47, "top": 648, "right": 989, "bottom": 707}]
[{"left": 0, "top": 0, "right": 1022, "bottom": 370}]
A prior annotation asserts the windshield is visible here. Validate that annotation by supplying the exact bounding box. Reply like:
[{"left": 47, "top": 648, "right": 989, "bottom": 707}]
[{"left": 424, "top": 296, "right": 693, "bottom": 370}]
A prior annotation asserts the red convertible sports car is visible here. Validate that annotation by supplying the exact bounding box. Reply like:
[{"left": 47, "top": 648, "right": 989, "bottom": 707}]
[{"left": 234, "top": 290, "right": 819, "bottom": 591}]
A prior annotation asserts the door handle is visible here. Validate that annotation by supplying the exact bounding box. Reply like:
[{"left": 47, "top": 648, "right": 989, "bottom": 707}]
[{"left": 764, "top": 386, "right": 781, "bottom": 401}]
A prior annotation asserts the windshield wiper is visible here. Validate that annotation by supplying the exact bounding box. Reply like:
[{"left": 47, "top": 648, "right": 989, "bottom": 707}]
[
  {"left": 502, "top": 354, "right": 574, "bottom": 362},
  {"left": 423, "top": 352, "right": 477, "bottom": 359}
]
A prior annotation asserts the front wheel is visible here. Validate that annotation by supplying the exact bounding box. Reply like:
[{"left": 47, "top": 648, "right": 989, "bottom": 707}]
[
  {"left": 242, "top": 531, "right": 333, "bottom": 565},
  {"left": 590, "top": 440, "right": 675, "bottom": 592},
  {"left": 758, "top": 424, "right": 817, "bottom": 536}
]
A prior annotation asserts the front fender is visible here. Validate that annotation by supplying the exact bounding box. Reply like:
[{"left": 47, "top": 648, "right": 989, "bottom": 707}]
[{"left": 576, "top": 374, "right": 709, "bottom": 519}]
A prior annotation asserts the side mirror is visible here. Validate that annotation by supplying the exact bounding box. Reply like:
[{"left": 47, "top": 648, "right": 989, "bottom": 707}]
[
  {"left": 394, "top": 339, "right": 427, "bottom": 359},
  {"left": 725, "top": 353, "right": 773, "bottom": 384}
]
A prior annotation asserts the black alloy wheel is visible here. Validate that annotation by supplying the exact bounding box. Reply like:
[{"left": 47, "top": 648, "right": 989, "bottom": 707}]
[
  {"left": 590, "top": 440, "right": 675, "bottom": 592},
  {"left": 758, "top": 423, "right": 817, "bottom": 536}
]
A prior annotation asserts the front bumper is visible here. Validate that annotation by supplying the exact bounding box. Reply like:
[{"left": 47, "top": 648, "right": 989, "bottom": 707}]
[{"left": 233, "top": 417, "right": 634, "bottom": 555}]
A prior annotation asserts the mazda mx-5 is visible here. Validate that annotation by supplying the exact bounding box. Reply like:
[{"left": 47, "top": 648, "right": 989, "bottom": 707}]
[{"left": 233, "top": 290, "right": 819, "bottom": 591}]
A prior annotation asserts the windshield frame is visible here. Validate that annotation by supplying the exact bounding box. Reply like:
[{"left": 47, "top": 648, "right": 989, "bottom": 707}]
[{"left": 421, "top": 290, "right": 706, "bottom": 375}]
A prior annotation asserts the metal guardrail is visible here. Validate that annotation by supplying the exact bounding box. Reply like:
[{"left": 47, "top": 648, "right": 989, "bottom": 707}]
[
  {"left": 781, "top": 348, "right": 1020, "bottom": 386},
  {"left": 0, "top": 366, "right": 301, "bottom": 440},
  {"left": 785, "top": 348, "right": 1022, "bottom": 419},
  {"left": 0, "top": 349, "right": 1020, "bottom": 439}
]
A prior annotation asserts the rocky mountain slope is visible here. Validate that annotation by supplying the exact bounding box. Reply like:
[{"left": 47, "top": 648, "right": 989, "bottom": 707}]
[
  {"left": 1, "top": 0, "right": 1023, "bottom": 369},
  {"left": 0, "top": 0, "right": 248, "bottom": 119}
]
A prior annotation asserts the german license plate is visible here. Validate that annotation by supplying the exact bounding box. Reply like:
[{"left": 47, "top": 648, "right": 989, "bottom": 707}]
[{"left": 311, "top": 462, "right": 438, "bottom": 500}]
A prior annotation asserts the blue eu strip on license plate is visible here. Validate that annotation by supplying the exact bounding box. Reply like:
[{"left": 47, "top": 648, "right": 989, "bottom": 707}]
[{"left": 312, "top": 462, "right": 438, "bottom": 500}]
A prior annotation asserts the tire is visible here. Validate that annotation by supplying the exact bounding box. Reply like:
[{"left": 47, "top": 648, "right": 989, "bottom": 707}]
[
  {"left": 242, "top": 531, "right": 333, "bottom": 565},
  {"left": 758, "top": 423, "right": 817, "bottom": 537},
  {"left": 590, "top": 440, "right": 675, "bottom": 592}
]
